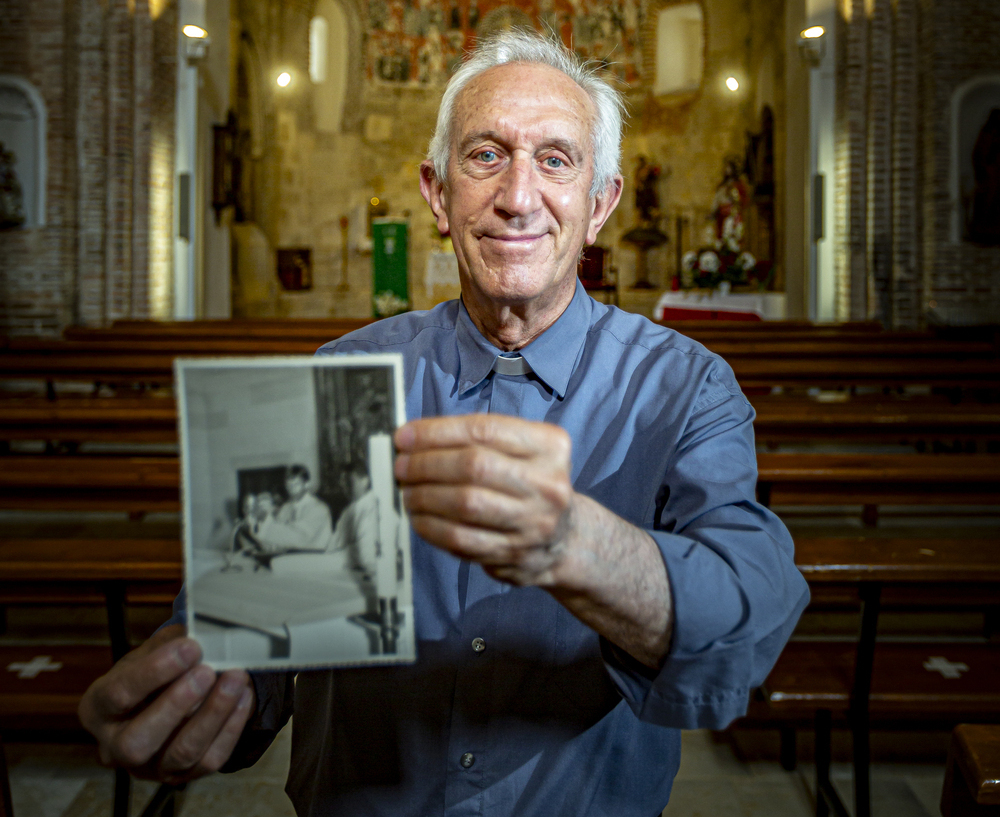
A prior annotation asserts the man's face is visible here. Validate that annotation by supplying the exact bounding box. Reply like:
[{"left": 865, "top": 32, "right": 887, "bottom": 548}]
[
  {"left": 420, "top": 62, "right": 621, "bottom": 319},
  {"left": 285, "top": 475, "right": 308, "bottom": 502}
]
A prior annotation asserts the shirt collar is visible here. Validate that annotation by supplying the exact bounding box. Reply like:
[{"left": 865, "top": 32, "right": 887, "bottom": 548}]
[{"left": 456, "top": 280, "right": 593, "bottom": 398}]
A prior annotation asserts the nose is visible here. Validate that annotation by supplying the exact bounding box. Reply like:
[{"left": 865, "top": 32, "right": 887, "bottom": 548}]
[{"left": 493, "top": 152, "right": 542, "bottom": 218}]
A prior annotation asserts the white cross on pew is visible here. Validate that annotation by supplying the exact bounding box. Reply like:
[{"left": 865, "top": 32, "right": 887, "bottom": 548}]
[
  {"left": 923, "top": 655, "right": 969, "bottom": 679},
  {"left": 6, "top": 655, "right": 64, "bottom": 679}
]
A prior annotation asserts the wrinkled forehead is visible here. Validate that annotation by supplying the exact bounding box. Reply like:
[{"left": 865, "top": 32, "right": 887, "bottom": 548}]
[{"left": 451, "top": 62, "right": 596, "bottom": 148}]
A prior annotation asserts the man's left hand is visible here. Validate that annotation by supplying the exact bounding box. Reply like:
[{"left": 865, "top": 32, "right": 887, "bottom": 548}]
[{"left": 394, "top": 414, "right": 574, "bottom": 586}]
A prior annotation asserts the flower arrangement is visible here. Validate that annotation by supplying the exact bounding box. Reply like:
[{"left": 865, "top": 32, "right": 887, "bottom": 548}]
[
  {"left": 671, "top": 160, "right": 774, "bottom": 293},
  {"left": 675, "top": 249, "right": 773, "bottom": 293}
]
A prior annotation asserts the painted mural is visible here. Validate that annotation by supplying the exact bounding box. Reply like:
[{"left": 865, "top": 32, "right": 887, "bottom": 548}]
[{"left": 365, "top": 0, "right": 646, "bottom": 87}]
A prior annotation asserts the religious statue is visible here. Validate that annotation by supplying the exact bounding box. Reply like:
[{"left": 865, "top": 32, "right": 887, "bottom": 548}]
[
  {"left": 711, "top": 155, "right": 749, "bottom": 253},
  {"left": 968, "top": 108, "right": 1000, "bottom": 246},
  {"left": 622, "top": 155, "right": 669, "bottom": 288},
  {"left": 0, "top": 142, "right": 25, "bottom": 229},
  {"left": 634, "top": 155, "right": 662, "bottom": 226}
]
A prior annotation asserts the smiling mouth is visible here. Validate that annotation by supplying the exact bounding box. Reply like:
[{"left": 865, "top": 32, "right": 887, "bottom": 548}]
[{"left": 482, "top": 233, "right": 546, "bottom": 244}]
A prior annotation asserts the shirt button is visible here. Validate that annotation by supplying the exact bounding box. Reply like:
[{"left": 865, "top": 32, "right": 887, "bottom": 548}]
[
  {"left": 460, "top": 752, "right": 475, "bottom": 769},
  {"left": 471, "top": 637, "right": 486, "bottom": 653}
]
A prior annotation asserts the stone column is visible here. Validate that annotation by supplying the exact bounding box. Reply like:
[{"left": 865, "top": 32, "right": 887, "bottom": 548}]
[
  {"left": 75, "top": 0, "right": 110, "bottom": 326},
  {"left": 891, "top": 0, "right": 920, "bottom": 327},
  {"left": 131, "top": 0, "right": 152, "bottom": 318},
  {"left": 867, "top": 0, "right": 893, "bottom": 325}
]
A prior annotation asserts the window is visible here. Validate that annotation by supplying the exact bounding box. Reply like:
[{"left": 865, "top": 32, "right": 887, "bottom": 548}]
[
  {"left": 654, "top": 3, "right": 704, "bottom": 97},
  {"left": 309, "top": 16, "right": 328, "bottom": 84},
  {"left": 312, "top": 0, "right": 349, "bottom": 133}
]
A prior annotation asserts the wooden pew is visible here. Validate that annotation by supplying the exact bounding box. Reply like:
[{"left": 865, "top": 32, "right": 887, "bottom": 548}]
[
  {"left": 759, "top": 535, "right": 1000, "bottom": 817},
  {"left": 749, "top": 394, "right": 1000, "bottom": 450},
  {"left": 57, "top": 324, "right": 997, "bottom": 361},
  {"left": 5, "top": 392, "right": 1000, "bottom": 456},
  {"left": 0, "top": 493, "right": 184, "bottom": 817},
  {"left": 756, "top": 452, "right": 1000, "bottom": 525},
  {"left": 3, "top": 338, "right": 996, "bottom": 395},
  {"left": 942, "top": 724, "right": 1000, "bottom": 816},
  {"left": 729, "top": 356, "right": 1000, "bottom": 391},
  {"left": 0, "top": 455, "right": 179, "bottom": 513},
  {"left": 0, "top": 396, "right": 177, "bottom": 450},
  {"left": 65, "top": 316, "right": 374, "bottom": 341}
]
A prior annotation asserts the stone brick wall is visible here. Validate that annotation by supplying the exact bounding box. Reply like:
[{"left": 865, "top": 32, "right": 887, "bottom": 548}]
[
  {"left": 0, "top": 0, "right": 174, "bottom": 335},
  {"left": 922, "top": 0, "right": 1000, "bottom": 323},
  {"left": 0, "top": 0, "right": 71, "bottom": 334},
  {"left": 835, "top": 0, "right": 1000, "bottom": 326}
]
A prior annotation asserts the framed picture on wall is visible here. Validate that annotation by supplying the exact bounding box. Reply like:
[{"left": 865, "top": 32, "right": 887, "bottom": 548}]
[{"left": 175, "top": 354, "right": 415, "bottom": 671}]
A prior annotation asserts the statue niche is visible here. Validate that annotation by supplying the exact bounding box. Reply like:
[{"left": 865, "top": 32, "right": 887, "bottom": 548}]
[
  {"left": 622, "top": 155, "right": 669, "bottom": 288},
  {"left": 967, "top": 108, "right": 1000, "bottom": 246},
  {"left": 0, "top": 141, "right": 25, "bottom": 229}
]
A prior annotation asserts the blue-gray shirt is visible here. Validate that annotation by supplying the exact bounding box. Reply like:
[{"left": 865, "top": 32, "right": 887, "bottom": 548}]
[{"left": 223, "top": 282, "right": 808, "bottom": 816}]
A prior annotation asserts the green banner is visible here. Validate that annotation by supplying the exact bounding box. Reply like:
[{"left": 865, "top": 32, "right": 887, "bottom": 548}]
[{"left": 372, "top": 219, "right": 409, "bottom": 317}]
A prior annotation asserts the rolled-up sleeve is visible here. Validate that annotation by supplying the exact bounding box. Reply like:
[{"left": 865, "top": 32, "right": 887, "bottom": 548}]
[{"left": 603, "top": 367, "right": 809, "bottom": 729}]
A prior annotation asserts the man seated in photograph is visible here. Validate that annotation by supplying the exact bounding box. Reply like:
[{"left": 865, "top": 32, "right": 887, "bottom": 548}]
[
  {"left": 78, "top": 29, "right": 809, "bottom": 816},
  {"left": 249, "top": 464, "right": 335, "bottom": 554}
]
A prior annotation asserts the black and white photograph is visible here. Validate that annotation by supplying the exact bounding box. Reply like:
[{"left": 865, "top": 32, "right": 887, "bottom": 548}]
[{"left": 176, "top": 354, "right": 414, "bottom": 671}]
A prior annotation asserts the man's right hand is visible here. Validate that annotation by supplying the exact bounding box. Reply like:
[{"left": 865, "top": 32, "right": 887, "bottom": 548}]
[{"left": 77, "top": 624, "right": 255, "bottom": 784}]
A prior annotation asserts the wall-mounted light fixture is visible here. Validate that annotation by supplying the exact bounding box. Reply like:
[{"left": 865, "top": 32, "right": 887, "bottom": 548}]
[
  {"left": 277, "top": 71, "right": 292, "bottom": 88},
  {"left": 725, "top": 76, "right": 740, "bottom": 92},
  {"left": 799, "top": 25, "right": 826, "bottom": 67},
  {"left": 183, "top": 24, "right": 210, "bottom": 62}
]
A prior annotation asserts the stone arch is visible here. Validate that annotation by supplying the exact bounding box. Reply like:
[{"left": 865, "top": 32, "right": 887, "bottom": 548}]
[
  {"left": 0, "top": 75, "right": 46, "bottom": 228},
  {"left": 237, "top": 35, "right": 266, "bottom": 160},
  {"left": 950, "top": 74, "right": 1000, "bottom": 244}
]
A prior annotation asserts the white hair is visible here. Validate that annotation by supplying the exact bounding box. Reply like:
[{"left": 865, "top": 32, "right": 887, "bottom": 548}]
[{"left": 426, "top": 29, "right": 626, "bottom": 198}]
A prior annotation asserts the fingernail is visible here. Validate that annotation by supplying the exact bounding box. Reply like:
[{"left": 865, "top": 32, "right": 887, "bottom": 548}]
[
  {"left": 220, "top": 673, "right": 245, "bottom": 697},
  {"left": 174, "top": 639, "right": 201, "bottom": 668},
  {"left": 237, "top": 687, "right": 252, "bottom": 709},
  {"left": 188, "top": 665, "right": 215, "bottom": 696},
  {"left": 394, "top": 424, "right": 414, "bottom": 449}
]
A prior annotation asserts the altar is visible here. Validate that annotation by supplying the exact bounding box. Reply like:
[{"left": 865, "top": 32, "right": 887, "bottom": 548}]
[{"left": 654, "top": 290, "right": 787, "bottom": 321}]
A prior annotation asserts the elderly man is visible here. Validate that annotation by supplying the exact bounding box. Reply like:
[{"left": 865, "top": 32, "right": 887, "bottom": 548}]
[{"left": 78, "top": 30, "right": 808, "bottom": 816}]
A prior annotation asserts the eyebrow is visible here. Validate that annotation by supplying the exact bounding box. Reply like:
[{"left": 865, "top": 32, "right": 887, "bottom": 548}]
[{"left": 458, "top": 130, "right": 586, "bottom": 164}]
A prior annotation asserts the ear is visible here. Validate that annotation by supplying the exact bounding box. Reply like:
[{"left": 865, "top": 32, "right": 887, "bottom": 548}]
[
  {"left": 420, "top": 160, "right": 450, "bottom": 236},
  {"left": 585, "top": 174, "right": 624, "bottom": 245}
]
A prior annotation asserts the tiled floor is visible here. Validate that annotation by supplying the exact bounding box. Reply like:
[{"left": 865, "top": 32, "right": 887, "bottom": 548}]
[
  {"left": 664, "top": 730, "right": 945, "bottom": 817},
  {"left": 6, "top": 726, "right": 947, "bottom": 817}
]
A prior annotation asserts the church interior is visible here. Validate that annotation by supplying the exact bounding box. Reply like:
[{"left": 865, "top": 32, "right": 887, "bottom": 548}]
[{"left": 1, "top": 0, "right": 999, "bottom": 814}]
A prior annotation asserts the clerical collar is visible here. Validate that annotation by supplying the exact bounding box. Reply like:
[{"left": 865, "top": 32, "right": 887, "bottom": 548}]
[{"left": 492, "top": 354, "right": 533, "bottom": 376}]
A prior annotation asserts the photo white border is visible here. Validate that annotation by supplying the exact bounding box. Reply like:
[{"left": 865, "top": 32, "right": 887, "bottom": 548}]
[{"left": 175, "top": 353, "right": 414, "bottom": 671}]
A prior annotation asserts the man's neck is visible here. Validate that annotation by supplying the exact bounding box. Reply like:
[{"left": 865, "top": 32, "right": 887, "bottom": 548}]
[{"left": 463, "top": 285, "right": 576, "bottom": 352}]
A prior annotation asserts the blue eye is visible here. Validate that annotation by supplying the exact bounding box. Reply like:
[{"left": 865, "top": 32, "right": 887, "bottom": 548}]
[
  {"left": 478, "top": 150, "right": 497, "bottom": 162},
  {"left": 544, "top": 156, "right": 565, "bottom": 168}
]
